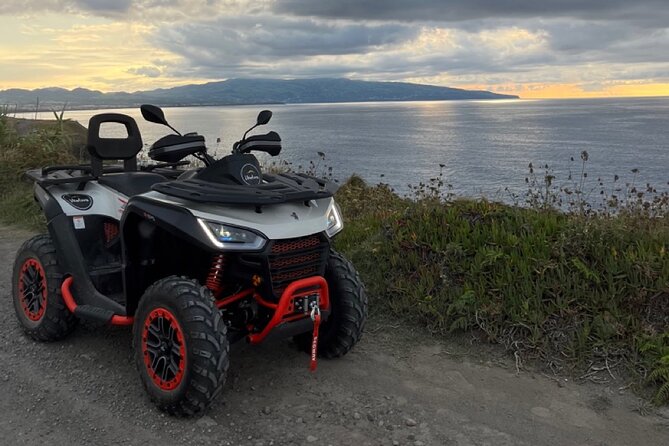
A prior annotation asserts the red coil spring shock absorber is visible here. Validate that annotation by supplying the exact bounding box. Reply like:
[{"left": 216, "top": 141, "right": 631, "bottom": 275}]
[{"left": 206, "top": 254, "right": 227, "bottom": 296}]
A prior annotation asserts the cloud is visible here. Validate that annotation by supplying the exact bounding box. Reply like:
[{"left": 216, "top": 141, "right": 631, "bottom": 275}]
[
  {"left": 537, "top": 20, "right": 669, "bottom": 66},
  {"left": 163, "top": 28, "right": 539, "bottom": 85},
  {"left": 152, "top": 15, "right": 669, "bottom": 89},
  {"left": 273, "top": 0, "right": 669, "bottom": 25},
  {"left": 0, "top": 0, "right": 267, "bottom": 20},
  {"left": 128, "top": 66, "right": 162, "bottom": 77},
  {"left": 1, "top": 0, "right": 669, "bottom": 97},
  {"left": 0, "top": 0, "right": 132, "bottom": 16},
  {"left": 152, "top": 15, "right": 417, "bottom": 78},
  {"left": 0, "top": 20, "right": 186, "bottom": 91},
  {"left": 75, "top": 0, "right": 132, "bottom": 13},
  {"left": 5, "top": 0, "right": 665, "bottom": 24},
  {"left": 0, "top": 1, "right": 61, "bottom": 15},
  {"left": 138, "top": 2, "right": 669, "bottom": 89}
]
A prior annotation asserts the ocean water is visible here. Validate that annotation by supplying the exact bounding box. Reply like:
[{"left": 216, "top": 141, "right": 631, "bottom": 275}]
[{"left": 26, "top": 97, "right": 669, "bottom": 199}]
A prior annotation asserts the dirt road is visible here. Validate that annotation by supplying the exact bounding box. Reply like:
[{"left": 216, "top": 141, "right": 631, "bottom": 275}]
[{"left": 1, "top": 226, "right": 667, "bottom": 445}]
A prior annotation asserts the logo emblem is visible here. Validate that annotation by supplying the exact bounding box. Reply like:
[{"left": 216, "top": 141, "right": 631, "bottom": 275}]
[
  {"left": 62, "top": 194, "right": 93, "bottom": 211},
  {"left": 240, "top": 163, "right": 261, "bottom": 185}
]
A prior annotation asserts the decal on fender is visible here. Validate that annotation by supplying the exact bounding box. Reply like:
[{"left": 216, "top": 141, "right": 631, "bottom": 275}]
[{"left": 62, "top": 194, "right": 93, "bottom": 211}]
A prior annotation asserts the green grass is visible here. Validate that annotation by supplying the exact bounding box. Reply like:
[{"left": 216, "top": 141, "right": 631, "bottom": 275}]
[
  {"left": 0, "top": 114, "right": 79, "bottom": 229},
  {"left": 1, "top": 113, "right": 668, "bottom": 404},
  {"left": 0, "top": 184, "right": 47, "bottom": 229},
  {"left": 334, "top": 175, "right": 669, "bottom": 404}
]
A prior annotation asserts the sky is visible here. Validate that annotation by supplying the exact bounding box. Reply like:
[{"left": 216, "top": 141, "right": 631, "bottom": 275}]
[{"left": 1, "top": 0, "right": 668, "bottom": 98}]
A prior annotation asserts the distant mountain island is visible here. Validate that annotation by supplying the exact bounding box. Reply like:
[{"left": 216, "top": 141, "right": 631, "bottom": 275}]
[{"left": 0, "top": 78, "right": 518, "bottom": 111}]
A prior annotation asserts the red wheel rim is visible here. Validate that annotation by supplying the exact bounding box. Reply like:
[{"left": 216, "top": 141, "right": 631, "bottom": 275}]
[
  {"left": 18, "top": 258, "right": 47, "bottom": 321},
  {"left": 141, "top": 307, "right": 186, "bottom": 391}
]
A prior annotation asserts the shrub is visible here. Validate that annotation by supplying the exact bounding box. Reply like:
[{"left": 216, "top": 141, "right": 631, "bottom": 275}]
[{"left": 0, "top": 115, "right": 78, "bottom": 228}]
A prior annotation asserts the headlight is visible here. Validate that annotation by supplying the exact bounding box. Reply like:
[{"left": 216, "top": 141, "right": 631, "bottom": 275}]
[
  {"left": 198, "top": 219, "right": 267, "bottom": 250},
  {"left": 325, "top": 203, "right": 344, "bottom": 237}
]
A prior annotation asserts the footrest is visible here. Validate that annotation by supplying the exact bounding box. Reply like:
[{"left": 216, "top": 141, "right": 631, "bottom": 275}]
[
  {"left": 88, "top": 263, "right": 122, "bottom": 277},
  {"left": 74, "top": 305, "right": 115, "bottom": 324}
]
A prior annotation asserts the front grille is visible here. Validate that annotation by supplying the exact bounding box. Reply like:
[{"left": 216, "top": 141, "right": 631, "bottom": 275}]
[
  {"left": 270, "top": 252, "right": 321, "bottom": 269},
  {"left": 268, "top": 234, "right": 328, "bottom": 296},
  {"left": 271, "top": 236, "right": 321, "bottom": 254}
]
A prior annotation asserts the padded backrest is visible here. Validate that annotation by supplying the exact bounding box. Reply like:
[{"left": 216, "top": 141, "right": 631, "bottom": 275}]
[{"left": 87, "top": 113, "right": 143, "bottom": 177}]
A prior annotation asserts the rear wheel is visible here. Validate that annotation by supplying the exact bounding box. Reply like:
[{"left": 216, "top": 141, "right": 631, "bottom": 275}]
[
  {"left": 295, "top": 250, "right": 368, "bottom": 358},
  {"left": 12, "top": 234, "right": 77, "bottom": 341},
  {"left": 133, "top": 276, "right": 229, "bottom": 416}
]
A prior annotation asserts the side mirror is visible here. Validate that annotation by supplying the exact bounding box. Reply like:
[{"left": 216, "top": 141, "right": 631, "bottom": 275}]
[
  {"left": 240, "top": 110, "right": 274, "bottom": 144},
  {"left": 140, "top": 104, "right": 168, "bottom": 126},
  {"left": 256, "top": 110, "right": 272, "bottom": 126},
  {"left": 140, "top": 104, "right": 181, "bottom": 136}
]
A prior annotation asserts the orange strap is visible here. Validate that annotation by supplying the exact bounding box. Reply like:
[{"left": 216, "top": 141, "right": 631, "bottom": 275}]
[{"left": 309, "top": 310, "right": 321, "bottom": 372}]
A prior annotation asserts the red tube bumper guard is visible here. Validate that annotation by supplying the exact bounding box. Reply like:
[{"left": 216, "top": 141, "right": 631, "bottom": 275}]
[
  {"left": 246, "top": 276, "right": 329, "bottom": 344},
  {"left": 60, "top": 275, "right": 329, "bottom": 338}
]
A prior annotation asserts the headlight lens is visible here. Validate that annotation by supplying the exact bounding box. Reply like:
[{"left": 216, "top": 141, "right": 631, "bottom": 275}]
[
  {"left": 199, "top": 219, "right": 267, "bottom": 250},
  {"left": 326, "top": 203, "right": 344, "bottom": 237}
]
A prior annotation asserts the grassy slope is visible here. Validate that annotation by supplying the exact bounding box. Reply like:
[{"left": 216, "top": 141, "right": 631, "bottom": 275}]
[
  {"left": 334, "top": 177, "right": 669, "bottom": 404},
  {"left": 1, "top": 115, "right": 668, "bottom": 403}
]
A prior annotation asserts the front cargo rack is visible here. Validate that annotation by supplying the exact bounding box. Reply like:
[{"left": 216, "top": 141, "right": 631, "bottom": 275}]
[{"left": 152, "top": 173, "right": 337, "bottom": 205}]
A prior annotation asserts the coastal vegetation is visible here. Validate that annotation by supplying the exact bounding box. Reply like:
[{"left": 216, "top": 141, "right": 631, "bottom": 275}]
[
  {"left": 0, "top": 111, "right": 81, "bottom": 227},
  {"left": 0, "top": 113, "right": 667, "bottom": 404},
  {"left": 334, "top": 171, "right": 668, "bottom": 405}
]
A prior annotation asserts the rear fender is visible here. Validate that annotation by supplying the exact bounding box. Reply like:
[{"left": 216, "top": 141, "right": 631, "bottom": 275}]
[{"left": 34, "top": 184, "right": 63, "bottom": 223}]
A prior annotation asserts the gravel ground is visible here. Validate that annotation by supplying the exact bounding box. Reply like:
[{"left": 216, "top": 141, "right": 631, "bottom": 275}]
[{"left": 1, "top": 226, "right": 668, "bottom": 446}]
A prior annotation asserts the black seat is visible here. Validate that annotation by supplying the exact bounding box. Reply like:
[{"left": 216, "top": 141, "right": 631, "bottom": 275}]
[
  {"left": 86, "top": 113, "right": 165, "bottom": 196},
  {"left": 98, "top": 172, "right": 166, "bottom": 197}
]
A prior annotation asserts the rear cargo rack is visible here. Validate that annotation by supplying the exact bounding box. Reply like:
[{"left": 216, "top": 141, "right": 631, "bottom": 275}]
[{"left": 25, "top": 161, "right": 190, "bottom": 186}]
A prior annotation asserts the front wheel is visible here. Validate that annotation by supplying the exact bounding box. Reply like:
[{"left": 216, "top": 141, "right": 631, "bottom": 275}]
[
  {"left": 295, "top": 250, "right": 368, "bottom": 358},
  {"left": 133, "top": 276, "right": 229, "bottom": 416}
]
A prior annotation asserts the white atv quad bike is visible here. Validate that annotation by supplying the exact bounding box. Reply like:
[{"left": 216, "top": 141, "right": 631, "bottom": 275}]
[{"left": 12, "top": 105, "right": 367, "bottom": 416}]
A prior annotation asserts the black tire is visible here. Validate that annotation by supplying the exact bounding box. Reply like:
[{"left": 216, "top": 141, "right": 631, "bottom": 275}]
[
  {"left": 11, "top": 234, "right": 77, "bottom": 341},
  {"left": 295, "top": 250, "right": 368, "bottom": 358},
  {"left": 133, "top": 276, "right": 229, "bottom": 416}
]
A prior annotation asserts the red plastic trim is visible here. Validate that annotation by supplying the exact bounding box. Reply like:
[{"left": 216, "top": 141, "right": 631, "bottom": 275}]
[
  {"left": 60, "top": 276, "right": 134, "bottom": 326},
  {"left": 247, "top": 276, "right": 329, "bottom": 344},
  {"left": 141, "top": 307, "right": 186, "bottom": 391},
  {"left": 18, "top": 258, "right": 48, "bottom": 321}
]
